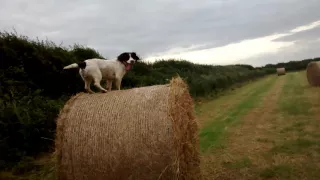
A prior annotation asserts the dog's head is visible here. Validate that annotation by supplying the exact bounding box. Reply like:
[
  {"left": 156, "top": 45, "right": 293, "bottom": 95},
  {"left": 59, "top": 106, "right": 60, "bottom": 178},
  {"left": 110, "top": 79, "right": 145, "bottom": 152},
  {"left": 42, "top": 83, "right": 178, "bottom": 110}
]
[{"left": 117, "top": 52, "right": 141, "bottom": 70}]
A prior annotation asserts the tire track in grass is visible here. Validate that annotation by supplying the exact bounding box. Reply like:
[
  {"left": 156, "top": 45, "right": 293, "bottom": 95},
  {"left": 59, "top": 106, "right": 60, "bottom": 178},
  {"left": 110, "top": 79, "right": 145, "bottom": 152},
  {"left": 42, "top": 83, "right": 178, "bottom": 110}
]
[
  {"left": 196, "top": 77, "right": 274, "bottom": 128},
  {"left": 263, "top": 71, "right": 320, "bottom": 180},
  {"left": 201, "top": 73, "right": 285, "bottom": 180},
  {"left": 200, "top": 75, "right": 278, "bottom": 152}
]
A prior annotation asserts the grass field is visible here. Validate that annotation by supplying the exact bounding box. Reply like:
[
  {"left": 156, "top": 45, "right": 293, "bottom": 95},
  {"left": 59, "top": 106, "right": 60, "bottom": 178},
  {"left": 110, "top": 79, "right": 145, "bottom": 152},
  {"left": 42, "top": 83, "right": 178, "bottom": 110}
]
[
  {"left": 1, "top": 70, "right": 320, "bottom": 180},
  {"left": 198, "top": 70, "right": 320, "bottom": 180}
]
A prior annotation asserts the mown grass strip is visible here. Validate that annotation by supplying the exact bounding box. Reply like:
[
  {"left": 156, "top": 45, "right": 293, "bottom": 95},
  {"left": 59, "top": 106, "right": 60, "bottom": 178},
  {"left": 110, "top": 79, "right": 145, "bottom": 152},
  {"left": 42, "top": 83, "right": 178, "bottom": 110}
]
[
  {"left": 259, "top": 164, "right": 294, "bottom": 179},
  {"left": 277, "top": 72, "right": 313, "bottom": 116},
  {"left": 270, "top": 138, "right": 320, "bottom": 154},
  {"left": 271, "top": 71, "right": 319, "bottom": 155},
  {"left": 200, "top": 75, "right": 278, "bottom": 151},
  {"left": 195, "top": 76, "right": 272, "bottom": 117}
]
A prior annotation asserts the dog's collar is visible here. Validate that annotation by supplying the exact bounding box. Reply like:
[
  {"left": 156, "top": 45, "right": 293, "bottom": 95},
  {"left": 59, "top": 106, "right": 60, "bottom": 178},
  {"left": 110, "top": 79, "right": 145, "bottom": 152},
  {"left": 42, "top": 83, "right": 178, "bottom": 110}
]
[{"left": 120, "top": 61, "right": 129, "bottom": 67}]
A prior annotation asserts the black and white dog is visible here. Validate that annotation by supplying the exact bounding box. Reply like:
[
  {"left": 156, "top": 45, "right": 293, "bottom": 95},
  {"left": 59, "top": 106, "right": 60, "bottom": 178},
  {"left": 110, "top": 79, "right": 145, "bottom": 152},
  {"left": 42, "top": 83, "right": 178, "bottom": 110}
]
[{"left": 63, "top": 52, "right": 140, "bottom": 93}]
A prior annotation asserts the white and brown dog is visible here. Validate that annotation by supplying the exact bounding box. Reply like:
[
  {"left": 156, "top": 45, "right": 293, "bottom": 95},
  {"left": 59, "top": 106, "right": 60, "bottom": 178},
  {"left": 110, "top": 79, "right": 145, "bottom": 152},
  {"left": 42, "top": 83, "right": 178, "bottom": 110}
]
[{"left": 63, "top": 52, "right": 140, "bottom": 93}]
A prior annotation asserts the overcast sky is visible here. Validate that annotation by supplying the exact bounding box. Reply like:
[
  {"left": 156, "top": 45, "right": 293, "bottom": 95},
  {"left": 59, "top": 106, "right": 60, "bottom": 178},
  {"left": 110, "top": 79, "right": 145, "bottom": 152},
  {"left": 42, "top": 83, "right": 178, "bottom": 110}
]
[{"left": 1, "top": 0, "right": 320, "bottom": 66}]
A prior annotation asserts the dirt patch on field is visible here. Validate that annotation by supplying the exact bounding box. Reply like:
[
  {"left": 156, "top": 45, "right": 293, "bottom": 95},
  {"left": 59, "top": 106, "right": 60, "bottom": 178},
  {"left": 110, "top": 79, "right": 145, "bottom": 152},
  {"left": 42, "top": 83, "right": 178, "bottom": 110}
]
[{"left": 201, "top": 77, "right": 285, "bottom": 180}]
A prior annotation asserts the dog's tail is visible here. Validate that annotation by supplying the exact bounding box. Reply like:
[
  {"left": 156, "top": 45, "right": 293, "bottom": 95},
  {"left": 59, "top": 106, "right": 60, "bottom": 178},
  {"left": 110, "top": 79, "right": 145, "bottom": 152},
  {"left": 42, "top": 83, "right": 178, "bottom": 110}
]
[{"left": 63, "top": 62, "right": 86, "bottom": 70}]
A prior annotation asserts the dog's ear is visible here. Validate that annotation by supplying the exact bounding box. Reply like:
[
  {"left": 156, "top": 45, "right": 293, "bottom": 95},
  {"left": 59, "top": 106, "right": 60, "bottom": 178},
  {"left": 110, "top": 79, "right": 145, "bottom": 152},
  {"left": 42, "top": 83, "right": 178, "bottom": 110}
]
[
  {"left": 117, "top": 52, "right": 130, "bottom": 62},
  {"left": 131, "top": 52, "right": 140, "bottom": 61}
]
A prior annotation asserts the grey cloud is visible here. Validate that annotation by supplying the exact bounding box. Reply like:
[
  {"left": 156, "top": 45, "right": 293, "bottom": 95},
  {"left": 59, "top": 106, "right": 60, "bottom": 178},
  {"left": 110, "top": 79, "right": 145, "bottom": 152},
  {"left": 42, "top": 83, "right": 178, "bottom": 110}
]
[
  {"left": 235, "top": 39, "right": 320, "bottom": 67},
  {"left": 235, "top": 25, "right": 320, "bottom": 67},
  {"left": 0, "top": 0, "right": 320, "bottom": 59},
  {"left": 273, "top": 26, "right": 320, "bottom": 43}
]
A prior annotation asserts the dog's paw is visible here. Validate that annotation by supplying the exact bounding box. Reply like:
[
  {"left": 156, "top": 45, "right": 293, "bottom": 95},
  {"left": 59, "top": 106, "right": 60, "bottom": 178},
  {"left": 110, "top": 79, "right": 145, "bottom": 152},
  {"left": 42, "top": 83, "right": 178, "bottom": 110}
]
[
  {"left": 101, "top": 90, "right": 108, "bottom": 93},
  {"left": 86, "top": 90, "right": 95, "bottom": 94}
]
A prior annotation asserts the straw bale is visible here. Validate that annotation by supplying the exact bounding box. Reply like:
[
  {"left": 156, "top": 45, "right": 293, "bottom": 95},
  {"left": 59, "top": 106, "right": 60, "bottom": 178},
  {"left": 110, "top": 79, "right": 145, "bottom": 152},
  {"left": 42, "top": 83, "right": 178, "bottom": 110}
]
[
  {"left": 276, "top": 67, "right": 286, "bottom": 76},
  {"left": 55, "top": 76, "right": 201, "bottom": 180},
  {"left": 306, "top": 61, "right": 320, "bottom": 87}
]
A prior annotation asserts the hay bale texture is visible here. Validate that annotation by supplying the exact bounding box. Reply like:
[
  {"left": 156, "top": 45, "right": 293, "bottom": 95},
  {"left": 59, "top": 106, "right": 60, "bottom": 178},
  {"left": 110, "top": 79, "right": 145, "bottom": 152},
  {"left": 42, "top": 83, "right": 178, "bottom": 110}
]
[
  {"left": 276, "top": 67, "right": 286, "bottom": 76},
  {"left": 306, "top": 61, "right": 320, "bottom": 86},
  {"left": 55, "top": 77, "right": 201, "bottom": 180}
]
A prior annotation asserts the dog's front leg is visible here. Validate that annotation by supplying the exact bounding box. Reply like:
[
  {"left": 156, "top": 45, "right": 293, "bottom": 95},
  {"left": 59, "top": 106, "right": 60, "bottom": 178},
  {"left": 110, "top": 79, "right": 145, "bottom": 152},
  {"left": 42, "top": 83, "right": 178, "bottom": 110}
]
[
  {"left": 106, "top": 80, "right": 112, "bottom": 91},
  {"left": 115, "top": 78, "right": 122, "bottom": 90}
]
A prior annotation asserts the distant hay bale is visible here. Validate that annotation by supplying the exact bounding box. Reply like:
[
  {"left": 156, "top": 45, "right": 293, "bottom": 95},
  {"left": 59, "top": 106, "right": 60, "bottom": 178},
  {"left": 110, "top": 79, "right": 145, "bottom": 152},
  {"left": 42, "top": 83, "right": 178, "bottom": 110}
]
[
  {"left": 276, "top": 67, "right": 286, "bottom": 76},
  {"left": 306, "top": 61, "right": 320, "bottom": 87},
  {"left": 55, "top": 77, "right": 201, "bottom": 180}
]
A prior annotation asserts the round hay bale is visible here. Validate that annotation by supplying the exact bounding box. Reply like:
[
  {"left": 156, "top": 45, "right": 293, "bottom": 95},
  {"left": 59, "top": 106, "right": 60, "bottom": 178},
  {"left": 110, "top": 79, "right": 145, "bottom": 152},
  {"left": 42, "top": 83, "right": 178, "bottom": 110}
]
[
  {"left": 276, "top": 67, "right": 286, "bottom": 76},
  {"left": 306, "top": 61, "right": 320, "bottom": 87},
  {"left": 55, "top": 77, "right": 201, "bottom": 180}
]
